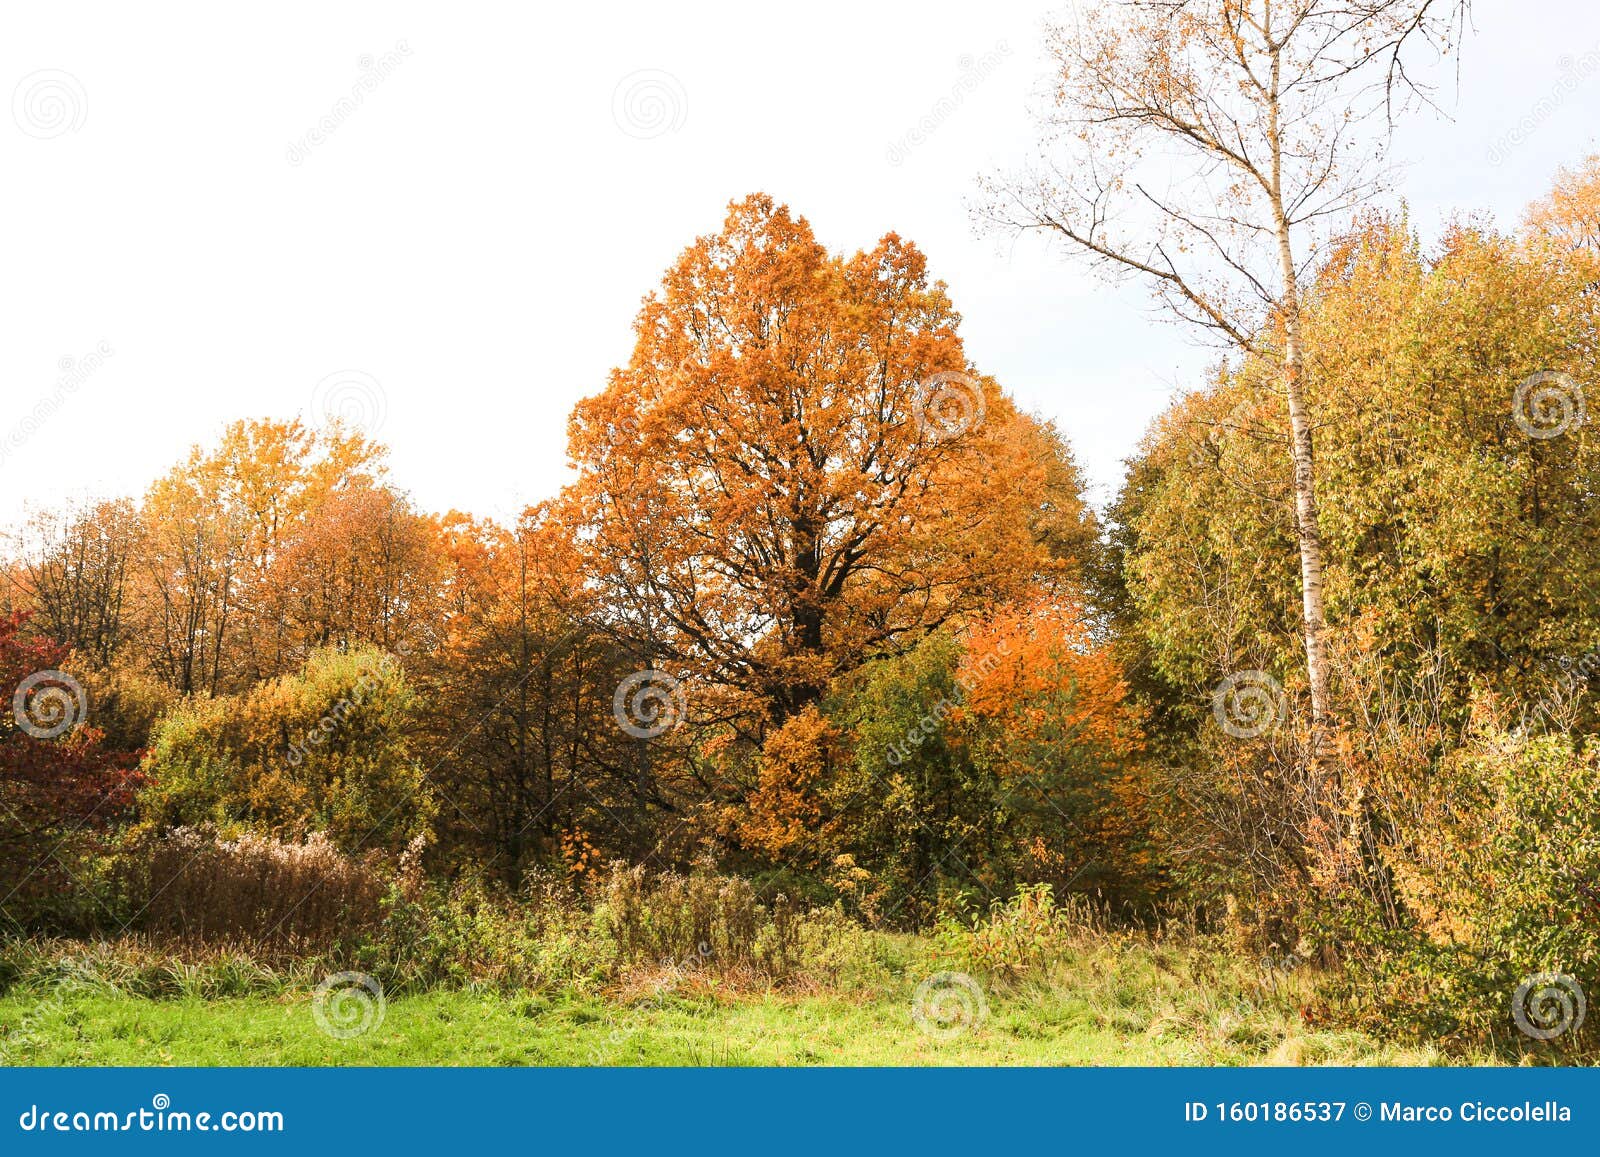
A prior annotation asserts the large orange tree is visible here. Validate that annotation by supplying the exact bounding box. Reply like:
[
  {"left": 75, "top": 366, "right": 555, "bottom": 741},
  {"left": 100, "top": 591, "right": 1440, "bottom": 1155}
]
[{"left": 566, "top": 194, "right": 1072, "bottom": 728}]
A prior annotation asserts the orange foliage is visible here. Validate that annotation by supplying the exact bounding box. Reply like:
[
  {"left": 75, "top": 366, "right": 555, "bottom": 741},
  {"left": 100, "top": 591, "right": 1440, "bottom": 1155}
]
[
  {"left": 1525, "top": 153, "right": 1600, "bottom": 255},
  {"left": 958, "top": 597, "right": 1142, "bottom": 764},
  {"left": 565, "top": 193, "right": 1057, "bottom": 723},
  {"left": 959, "top": 597, "right": 1153, "bottom": 885},
  {"left": 737, "top": 706, "right": 840, "bottom": 862}
]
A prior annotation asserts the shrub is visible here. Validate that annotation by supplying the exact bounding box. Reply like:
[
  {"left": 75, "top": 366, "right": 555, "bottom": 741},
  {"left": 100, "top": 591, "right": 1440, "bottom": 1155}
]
[
  {"left": 362, "top": 872, "right": 611, "bottom": 993},
  {"left": 358, "top": 866, "right": 900, "bottom": 994},
  {"left": 77, "top": 659, "right": 178, "bottom": 754},
  {"left": 136, "top": 645, "right": 433, "bottom": 852},
  {"left": 930, "top": 883, "right": 1110, "bottom": 978},
  {"left": 823, "top": 632, "right": 994, "bottom": 927},
  {"left": 597, "top": 864, "right": 800, "bottom": 976},
  {"left": 0, "top": 613, "right": 142, "bottom": 932},
  {"left": 1365, "top": 723, "right": 1600, "bottom": 1055}
]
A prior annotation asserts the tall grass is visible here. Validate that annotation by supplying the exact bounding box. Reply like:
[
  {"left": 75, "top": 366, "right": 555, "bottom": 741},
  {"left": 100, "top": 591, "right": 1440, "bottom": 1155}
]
[
  {"left": 0, "top": 834, "right": 1559, "bottom": 1063},
  {"left": 118, "top": 827, "right": 398, "bottom": 952}
]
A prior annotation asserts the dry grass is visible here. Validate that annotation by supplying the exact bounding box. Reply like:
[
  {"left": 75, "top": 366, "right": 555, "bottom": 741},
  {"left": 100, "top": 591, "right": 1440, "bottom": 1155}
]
[{"left": 119, "top": 827, "right": 405, "bottom": 953}]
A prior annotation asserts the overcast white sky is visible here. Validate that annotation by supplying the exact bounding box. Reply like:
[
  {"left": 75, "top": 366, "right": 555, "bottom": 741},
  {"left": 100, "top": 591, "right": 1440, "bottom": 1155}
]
[{"left": 3, "top": 0, "right": 1598, "bottom": 533}]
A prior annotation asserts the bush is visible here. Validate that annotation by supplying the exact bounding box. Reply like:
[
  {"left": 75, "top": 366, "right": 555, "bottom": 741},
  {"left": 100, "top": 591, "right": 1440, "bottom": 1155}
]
[
  {"left": 136, "top": 645, "right": 433, "bottom": 852},
  {"left": 597, "top": 864, "right": 799, "bottom": 976},
  {"left": 930, "top": 883, "right": 1110, "bottom": 978},
  {"left": 77, "top": 660, "right": 178, "bottom": 753},
  {"left": 1364, "top": 724, "right": 1600, "bottom": 1055},
  {"left": 361, "top": 872, "right": 611, "bottom": 993},
  {"left": 0, "top": 613, "right": 142, "bottom": 933}
]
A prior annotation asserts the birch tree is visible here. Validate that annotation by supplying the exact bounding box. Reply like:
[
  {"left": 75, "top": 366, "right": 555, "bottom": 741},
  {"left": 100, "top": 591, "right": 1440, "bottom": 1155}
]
[{"left": 983, "top": 0, "right": 1469, "bottom": 782}]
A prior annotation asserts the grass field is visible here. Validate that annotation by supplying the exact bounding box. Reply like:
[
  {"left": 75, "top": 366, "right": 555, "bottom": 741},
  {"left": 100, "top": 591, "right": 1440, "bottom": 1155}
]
[
  {"left": 2, "top": 988, "right": 1460, "bottom": 1067},
  {"left": 0, "top": 933, "right": 1472, "bottom": 1067}
]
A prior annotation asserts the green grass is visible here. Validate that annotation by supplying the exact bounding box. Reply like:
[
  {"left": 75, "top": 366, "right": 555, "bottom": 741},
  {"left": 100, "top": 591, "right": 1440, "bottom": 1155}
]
[
  {"left": 1, "top": 974, "right": 1461, "bottom": 1067},
  {"left": 1, "top": 916, "right": 1511, "bottom": 1066}
]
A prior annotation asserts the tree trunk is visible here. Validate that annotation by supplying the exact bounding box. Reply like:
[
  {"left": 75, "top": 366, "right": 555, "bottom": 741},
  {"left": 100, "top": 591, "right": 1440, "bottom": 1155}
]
[
  {"left": 1280, "top": 319, "right": 1334, "bottom": 773},
  {"left": 1269, "top": 64, "right": 1334, "bottom": 789}
]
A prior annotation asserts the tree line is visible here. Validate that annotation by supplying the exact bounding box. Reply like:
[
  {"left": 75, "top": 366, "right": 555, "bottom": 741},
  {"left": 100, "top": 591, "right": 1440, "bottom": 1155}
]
[{"left": 4, "top": 1, "right": 1598, "bottom": 1042}]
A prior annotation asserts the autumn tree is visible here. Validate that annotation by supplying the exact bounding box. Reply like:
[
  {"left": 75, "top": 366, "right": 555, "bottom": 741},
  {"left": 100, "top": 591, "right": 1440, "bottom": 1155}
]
[
  {"left": 130, "top": 419, "right": 388, "bottom": 693},
  {"left": 567, "top": 194, "right": 1070, "bottom": 730},
  {"left": 136, "top": 459, "right": 246, "bottom": 695},
  {"left": 419, "top": 510, "right": 656, "bottom": 882},
  {"left": 267, "top": 483, "right": 441, "bottom": 662},
  {"left": 10, "top": 499, "right": 141, "bottom": 668},
  {"left": 1113, "top": 201, "right": 1600, "bottom": 907},
  {"left": 959, "top": 596, "right": 1151, "bottom": 901},
  {"left": 198, "top": 418, "right": 385, "bottom": 680},
  {"left": 1123, "top": 210, "right": 1599, "bottom": 719},
  {"left": 746, "top": 595, "right": 1151, "bottom": 926},
  {"left": 984, "top": 0, "right": 1470, "bottom": 784},
  {"left": 0, "top": 614, "right": 140, "bottom": 928},
  {"left": 1526, "top": 154, "right": 1600, "bottom": 256}
]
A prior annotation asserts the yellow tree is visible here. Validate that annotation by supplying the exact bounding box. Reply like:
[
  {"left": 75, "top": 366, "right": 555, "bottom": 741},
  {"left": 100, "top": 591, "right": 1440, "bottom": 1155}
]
[
  {"left": 130, "top": 419, "right": 385, "bottom": 691},
  {"left": 1112, "top": 201, "right": 1600, "bottom": 903},
  {"left": 268, "top": 483, "right": 442, "bottom": 661},
  {"left": 984, "top": 0, "right": 1470, "bottom": 785},
  {"left": 136, "top": 458, "right": 247, "bottom": 695},
  {"left": 1526, "top": 154, "right": 1600, "bottom": 256},
  {"left": 208, "top": 418, "right": 384, "bottom": 678}
]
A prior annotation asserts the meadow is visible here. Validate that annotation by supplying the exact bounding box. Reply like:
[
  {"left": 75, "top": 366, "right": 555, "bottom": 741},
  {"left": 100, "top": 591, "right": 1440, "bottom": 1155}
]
[
  {"left": 3, "top": 931, "right": 1459, "bottom": 1068},
  {"left": 1, "top": 869, "right": 1539, "bottom": 1068}
]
